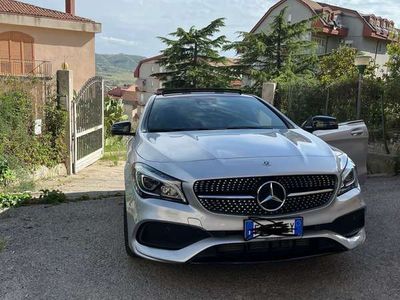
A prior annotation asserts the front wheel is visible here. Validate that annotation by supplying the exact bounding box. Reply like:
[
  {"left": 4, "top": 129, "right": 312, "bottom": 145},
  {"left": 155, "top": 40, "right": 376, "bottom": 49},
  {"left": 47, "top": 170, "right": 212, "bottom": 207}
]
[{"left": 124, "top": 196, "right": 139, "bottom": 258}]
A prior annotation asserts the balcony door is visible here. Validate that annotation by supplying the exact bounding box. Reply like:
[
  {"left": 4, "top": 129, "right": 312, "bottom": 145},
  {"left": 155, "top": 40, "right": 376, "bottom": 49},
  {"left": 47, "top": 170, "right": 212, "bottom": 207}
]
[{"left": 0, "top": 31, "right": 34, "bottom": 75}]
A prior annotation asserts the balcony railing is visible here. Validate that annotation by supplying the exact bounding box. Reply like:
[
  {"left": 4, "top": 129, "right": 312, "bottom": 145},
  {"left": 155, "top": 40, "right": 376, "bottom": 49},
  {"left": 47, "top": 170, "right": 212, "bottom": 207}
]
[{"left": 0, "top": 59, "right": 52, "bottom": 78}]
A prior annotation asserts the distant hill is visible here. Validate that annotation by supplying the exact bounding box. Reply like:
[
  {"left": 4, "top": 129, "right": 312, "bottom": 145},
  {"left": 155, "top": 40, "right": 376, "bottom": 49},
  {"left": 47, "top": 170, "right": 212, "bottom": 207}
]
[{"left": 96, "top": 53, "right": 145, "bottom": 87}]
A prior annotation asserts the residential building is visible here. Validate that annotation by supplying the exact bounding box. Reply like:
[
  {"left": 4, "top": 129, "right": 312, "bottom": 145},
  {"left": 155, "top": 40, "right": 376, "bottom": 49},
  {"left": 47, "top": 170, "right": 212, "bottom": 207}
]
[
  {"left": 251, "top": 0, "right": 400, "bottom": 73},
  {"left": 134, "top": 55, "right": 240, "bottom": 109},
  {"left": 134, "top": 54, "right": 164, "bottom": 109},
  {"left": 108, "top": 84, "right": 139, "bottom": 122},
  {"left": 0, "top": 0, "right": 101, "bottom": 89}
]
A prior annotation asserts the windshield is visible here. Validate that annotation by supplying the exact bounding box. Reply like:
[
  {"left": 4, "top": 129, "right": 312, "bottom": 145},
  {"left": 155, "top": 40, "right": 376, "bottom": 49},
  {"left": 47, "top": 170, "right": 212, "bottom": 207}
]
[{"left": 146, "top": 95, "right": 289, "bottom": 132}]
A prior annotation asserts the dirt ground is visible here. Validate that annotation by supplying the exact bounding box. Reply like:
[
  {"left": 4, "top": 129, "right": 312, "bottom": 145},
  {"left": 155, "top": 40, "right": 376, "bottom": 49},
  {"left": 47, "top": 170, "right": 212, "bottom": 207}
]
[{"left": 35, "top": 160, "right": 125, "bottom": 196}]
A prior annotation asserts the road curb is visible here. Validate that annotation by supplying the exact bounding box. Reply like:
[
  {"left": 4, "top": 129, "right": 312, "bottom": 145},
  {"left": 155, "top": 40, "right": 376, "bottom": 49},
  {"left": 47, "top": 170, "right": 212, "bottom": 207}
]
[
  {"left": 30, "top": 190, "right": 124, "bottom": 202},
  {"left": 65, "top": 190, "right": 125, "bottom": 201}
]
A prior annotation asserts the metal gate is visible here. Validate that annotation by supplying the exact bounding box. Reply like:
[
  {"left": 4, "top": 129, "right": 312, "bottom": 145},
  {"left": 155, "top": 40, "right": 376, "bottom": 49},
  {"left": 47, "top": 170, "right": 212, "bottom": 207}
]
[{"left": 72, "top": 76, "right": 104, "bottom": 173}]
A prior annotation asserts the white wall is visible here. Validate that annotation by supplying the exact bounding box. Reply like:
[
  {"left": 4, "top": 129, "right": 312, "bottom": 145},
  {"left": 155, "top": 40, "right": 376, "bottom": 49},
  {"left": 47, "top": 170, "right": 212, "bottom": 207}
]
[
  {"left": 136, "top": 60, "right": 163, "bottom": 105},
  {"left": 254, "top": 0, "right": 313, "bottom": 34}
]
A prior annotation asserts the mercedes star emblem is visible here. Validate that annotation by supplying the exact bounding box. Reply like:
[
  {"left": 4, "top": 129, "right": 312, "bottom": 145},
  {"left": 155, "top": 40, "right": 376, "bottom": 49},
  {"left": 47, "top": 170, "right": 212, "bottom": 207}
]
[
  {"left": 263, "top": 161, "right": 271, "bottom": 167},
  {"left": 257, "top": 181, "right": 287, "bottom": 211}
]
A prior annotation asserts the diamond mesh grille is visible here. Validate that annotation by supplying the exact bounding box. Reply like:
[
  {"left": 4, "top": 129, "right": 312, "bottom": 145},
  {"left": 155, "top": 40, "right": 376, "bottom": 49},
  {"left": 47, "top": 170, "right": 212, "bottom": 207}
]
[{"left": 193, "top": 175, "right": 337, "bottom": 216}]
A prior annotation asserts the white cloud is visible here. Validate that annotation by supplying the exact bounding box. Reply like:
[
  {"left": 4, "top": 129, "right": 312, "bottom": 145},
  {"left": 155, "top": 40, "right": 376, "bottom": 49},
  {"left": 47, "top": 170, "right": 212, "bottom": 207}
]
[{"left": 99, "top": 36, "right": 136, "bottom": 46}]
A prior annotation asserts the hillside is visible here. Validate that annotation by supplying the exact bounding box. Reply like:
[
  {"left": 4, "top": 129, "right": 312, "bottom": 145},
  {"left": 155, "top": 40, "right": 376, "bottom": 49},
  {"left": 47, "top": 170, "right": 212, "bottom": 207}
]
[{"left": 96, "top": 53, "right": 145, "bottom": 86}]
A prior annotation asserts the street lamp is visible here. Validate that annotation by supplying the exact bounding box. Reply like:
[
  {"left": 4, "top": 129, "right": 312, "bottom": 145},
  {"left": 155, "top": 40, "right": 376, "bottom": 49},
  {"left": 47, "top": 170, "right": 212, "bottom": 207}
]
[{"left": 354, "top": 55, "right": 371, "bottom": 119}]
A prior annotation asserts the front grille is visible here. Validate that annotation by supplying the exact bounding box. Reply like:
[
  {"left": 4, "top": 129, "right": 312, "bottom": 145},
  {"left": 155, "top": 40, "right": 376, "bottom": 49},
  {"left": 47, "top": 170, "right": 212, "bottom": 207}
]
[{"left": 193, "top": 175, "right": 337, "bottom": 216}]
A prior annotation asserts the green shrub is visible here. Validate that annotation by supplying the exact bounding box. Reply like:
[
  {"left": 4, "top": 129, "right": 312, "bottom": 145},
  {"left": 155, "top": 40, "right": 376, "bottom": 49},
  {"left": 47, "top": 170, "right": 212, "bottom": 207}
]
[
  {"left": 279, "top": 77, "right": 398, "bottom": 139},
  {"left": 39, "top": 189, "right": 67, "bottom": 204},
  {"left": 104, "top": 96, "right": 128, "bottom": 138},
  {"left": 0, "top": 192, "right": 32, "bottom": 208},
  {"left": 279, "top": 77, "right": 325, "bottom": 124},
  {"left": 0, "top": 156, "right": 16, "bottom": 187},
  {"left": 0, "top": 78, "right": 67, "bottom": 190}
]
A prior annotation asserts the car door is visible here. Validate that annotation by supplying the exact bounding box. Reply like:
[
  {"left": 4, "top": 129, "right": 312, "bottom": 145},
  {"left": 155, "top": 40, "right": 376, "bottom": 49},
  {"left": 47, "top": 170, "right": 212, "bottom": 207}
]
[{"left": 313, "top": 121, "right": 369, "bottom": 183}]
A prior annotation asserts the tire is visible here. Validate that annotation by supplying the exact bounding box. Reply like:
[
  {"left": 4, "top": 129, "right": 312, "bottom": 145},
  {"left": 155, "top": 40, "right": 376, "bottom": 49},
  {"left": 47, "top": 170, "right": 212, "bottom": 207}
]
[{"left": 124, "top": 196, "right": 139, "bottom": 258}]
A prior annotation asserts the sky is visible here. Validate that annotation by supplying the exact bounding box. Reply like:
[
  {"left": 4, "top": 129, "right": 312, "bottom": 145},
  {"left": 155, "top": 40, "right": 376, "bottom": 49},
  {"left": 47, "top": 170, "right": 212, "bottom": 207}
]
[{"left": 23, "top": 0, "right": 400, "bottom": 58}]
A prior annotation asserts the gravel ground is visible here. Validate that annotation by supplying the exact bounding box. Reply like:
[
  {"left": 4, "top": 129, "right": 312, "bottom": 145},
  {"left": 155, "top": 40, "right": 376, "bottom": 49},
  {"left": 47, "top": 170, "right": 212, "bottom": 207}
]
[{"left": 0, "top": 177, "right": 399, "bottom": 300}]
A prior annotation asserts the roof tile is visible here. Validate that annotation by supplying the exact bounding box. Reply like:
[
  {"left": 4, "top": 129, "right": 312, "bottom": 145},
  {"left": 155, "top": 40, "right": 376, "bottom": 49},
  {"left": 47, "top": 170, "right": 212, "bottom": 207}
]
[{"left": 0, "top": 0, "right": 96, "bottom": 23}]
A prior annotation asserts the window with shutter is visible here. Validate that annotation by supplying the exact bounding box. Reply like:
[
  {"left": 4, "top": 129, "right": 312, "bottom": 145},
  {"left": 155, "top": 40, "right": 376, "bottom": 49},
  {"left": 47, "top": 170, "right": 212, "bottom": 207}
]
[
  {"left": 0, "top": 33, "right": 10, "bottom": 59},
  {"left": 0, "top": 31, "right": 34, "bottom": 75},
  {"left": 0, "top": 32, "right": 11, "bottom": 74}
]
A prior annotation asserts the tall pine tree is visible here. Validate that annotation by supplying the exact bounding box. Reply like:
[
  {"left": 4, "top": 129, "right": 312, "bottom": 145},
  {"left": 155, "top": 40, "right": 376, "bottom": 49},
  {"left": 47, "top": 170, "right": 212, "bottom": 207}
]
[
  {"left": 153, "top": 18, "right": 234, "bottom": 89},
  {"left": 227, "top": 7, "right": 317, "bottom": 93}
]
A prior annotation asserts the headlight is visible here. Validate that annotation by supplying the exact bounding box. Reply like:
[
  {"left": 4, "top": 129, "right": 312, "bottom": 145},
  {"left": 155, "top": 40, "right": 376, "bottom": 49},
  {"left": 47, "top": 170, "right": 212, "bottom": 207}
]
[
  {"left": 133, "top": 163, "right": 187, "bottom": 203},
  {"left": 338, "top": 159, "right": 359, "bottom": 196}
]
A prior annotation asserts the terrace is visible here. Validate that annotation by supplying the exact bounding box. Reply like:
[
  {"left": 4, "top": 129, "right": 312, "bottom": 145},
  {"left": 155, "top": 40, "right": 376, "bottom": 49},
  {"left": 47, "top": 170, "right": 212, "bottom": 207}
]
[{"left": 0, "top": 59, "right": 52, "bottom": 78}]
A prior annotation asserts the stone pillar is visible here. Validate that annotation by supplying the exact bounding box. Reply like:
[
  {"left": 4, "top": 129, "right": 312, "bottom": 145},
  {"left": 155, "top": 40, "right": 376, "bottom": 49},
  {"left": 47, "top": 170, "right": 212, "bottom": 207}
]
[
  {"left": 57, "top": 70, "right": 74, "bottom": 175},
  {"left": 262, "top": 82, "right": 276, "bottom": 106}
]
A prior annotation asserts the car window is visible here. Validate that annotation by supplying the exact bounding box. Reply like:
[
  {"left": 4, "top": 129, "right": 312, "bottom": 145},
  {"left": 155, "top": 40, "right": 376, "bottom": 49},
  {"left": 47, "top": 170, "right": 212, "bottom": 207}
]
[{"left": 146, "top": 95, "right": 288, "bottom": 132}]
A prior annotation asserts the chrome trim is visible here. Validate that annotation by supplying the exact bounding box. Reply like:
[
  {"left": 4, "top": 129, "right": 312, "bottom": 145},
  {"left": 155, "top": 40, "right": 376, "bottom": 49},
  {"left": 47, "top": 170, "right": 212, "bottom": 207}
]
[
  {"left": 133, "top": 229, "right": 366, "bottom": 263},
  {"left": 199, "top": 189, "right": 335, "bottom": 200},
  {"left": 288, "top": 188, "right": 334, "bottom": 198},
  {"left": 198, "top": 195, "right": 255, "bottom": 200}
]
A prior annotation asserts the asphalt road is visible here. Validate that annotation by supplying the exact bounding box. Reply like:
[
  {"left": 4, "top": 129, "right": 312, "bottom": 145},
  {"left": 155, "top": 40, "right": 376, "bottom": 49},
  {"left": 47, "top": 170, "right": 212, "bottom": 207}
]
[{"left": 0, "top": 177, "right": 399, "bottom": 299}]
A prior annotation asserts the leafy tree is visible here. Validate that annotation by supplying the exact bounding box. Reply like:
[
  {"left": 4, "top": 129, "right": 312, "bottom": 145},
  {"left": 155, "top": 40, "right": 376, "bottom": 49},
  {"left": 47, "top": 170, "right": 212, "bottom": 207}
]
[
  {"left": 383, "top": 43, "right": 400, "bottom": 132},
  {"left": 318, "top": 46, "right": 358, "bottom": 86},
  {"left": 386, "top": 43, "right": 400, "bottom": 78},
  {"left": 318, "top": 46, "right": 376, "bottom": 86},
  {"left": 153, "top": 18, "right": 234, "bottom": 88},
  {"left": 227, "top": 7, "right": 317, "bottom": 93}
]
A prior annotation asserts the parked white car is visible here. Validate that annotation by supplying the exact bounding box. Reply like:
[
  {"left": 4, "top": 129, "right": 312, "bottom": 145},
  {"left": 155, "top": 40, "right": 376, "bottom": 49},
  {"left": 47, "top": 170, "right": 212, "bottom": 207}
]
[{"left": 112, "top": 89, "right": 367, "bottom": 263}]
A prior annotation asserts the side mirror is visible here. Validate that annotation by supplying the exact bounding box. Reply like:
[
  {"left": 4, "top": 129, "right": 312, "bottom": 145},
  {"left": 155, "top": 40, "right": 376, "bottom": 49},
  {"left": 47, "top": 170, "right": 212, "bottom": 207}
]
[
  {"left": 111, "top": 121, "right": 135, "bottom": 136},
  {"left": 301, "top": 116, "right": 338, "bottom": 133}
]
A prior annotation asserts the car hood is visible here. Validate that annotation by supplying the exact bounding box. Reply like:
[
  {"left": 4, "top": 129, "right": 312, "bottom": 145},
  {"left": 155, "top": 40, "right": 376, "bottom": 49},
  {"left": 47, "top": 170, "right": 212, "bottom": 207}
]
[{"left": 136, "top": 129, "right": 336, "bottom": 163}]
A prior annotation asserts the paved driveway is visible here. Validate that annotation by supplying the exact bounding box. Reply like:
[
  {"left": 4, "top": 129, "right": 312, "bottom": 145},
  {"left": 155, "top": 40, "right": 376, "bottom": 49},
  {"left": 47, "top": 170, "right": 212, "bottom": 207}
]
[{"left": 0, "top": 177, "right": 399, "bottom": 299}]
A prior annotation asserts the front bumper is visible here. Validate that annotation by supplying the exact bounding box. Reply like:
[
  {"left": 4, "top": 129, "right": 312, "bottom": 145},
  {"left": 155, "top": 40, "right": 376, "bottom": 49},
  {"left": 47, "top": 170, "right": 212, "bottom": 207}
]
[
  {"left": 134, "top": 229, "right": 365, "bottom": 263},
  {"left": 125, "top": 182, "right": 366, "bottom": 263}
]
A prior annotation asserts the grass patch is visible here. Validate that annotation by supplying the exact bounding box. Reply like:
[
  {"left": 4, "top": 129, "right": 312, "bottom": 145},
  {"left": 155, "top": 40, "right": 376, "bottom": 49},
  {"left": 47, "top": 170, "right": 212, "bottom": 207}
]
[
  {"left": 1, "top": 180, "right": 35, "bottom": 194},
  {"left": 102, "top": 137, "right": 127, "bottom": 165}
]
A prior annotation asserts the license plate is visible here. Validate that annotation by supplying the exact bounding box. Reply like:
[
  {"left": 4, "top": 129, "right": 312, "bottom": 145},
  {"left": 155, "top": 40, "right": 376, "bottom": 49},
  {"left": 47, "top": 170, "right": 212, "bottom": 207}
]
[{"left": 244, "top": 217, "right": 303, "bottom": 241}]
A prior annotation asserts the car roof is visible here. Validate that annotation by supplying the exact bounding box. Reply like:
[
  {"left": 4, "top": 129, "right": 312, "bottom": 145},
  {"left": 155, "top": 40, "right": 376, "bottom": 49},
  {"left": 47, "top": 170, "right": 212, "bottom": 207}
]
[
  {"left": 155, "top": 88, "right": 242, "bottom": 96},
  {"left": 153, "top": 88, "right": 257, "bottom": 100}
]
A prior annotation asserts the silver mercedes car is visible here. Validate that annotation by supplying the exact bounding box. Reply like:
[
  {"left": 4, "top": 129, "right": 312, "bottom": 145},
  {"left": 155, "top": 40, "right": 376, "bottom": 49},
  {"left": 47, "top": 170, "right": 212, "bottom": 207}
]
[{"left": 112, "top": 89, "right": 366, "bottom": 263}]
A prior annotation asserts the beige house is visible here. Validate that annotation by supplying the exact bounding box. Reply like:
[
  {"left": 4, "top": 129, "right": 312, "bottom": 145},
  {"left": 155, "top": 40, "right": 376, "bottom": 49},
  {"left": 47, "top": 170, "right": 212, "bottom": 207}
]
[
  {"left": 0, "top": 0, "right": 101, "bottom": 90},
  {"left": 134, "top": 54, "right": 163, "bottom": 106},
  {"left": 252, "top": 0, "right": 400, "bottom": 73}
]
